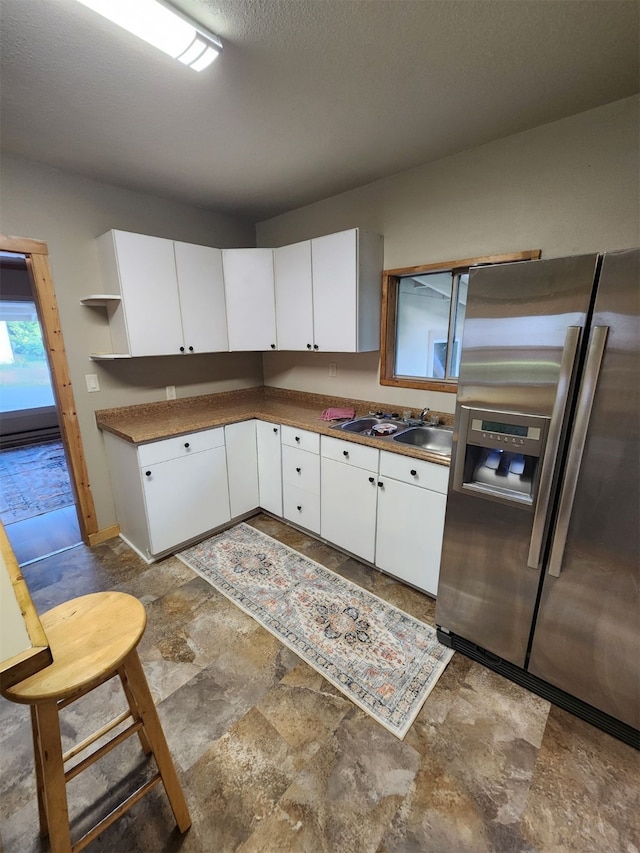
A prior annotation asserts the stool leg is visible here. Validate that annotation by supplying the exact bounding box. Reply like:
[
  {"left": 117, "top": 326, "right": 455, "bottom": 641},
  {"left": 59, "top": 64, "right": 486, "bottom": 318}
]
[
  {"left": 30, "top": 706, "right": 49, "bottom": 838},
  {"left": 35, "top": 702, "right": 72, "bottom": 853},
  {"left": 119, "top": 669, "right": 153, "bottom": 755},
  {"left": 120, "top": 650, "right": 191, "bottom": 833}
]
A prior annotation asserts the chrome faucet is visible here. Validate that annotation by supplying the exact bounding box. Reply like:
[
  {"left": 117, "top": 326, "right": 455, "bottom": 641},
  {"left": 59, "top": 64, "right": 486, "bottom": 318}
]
[{"left": 420, "top": 407, "right": 440, "bottom": 425}]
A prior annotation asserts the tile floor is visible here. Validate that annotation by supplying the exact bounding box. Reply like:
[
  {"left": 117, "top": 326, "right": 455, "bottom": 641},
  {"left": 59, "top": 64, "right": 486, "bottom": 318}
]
[{"left": 1, "top": 514, "right": 638, "bottom": 852}]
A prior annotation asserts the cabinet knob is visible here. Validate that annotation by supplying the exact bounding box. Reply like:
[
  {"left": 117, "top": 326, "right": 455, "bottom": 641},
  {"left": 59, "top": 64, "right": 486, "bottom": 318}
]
[
  {"left": 145, "top": 470, "right": 151, "bottom": 477},
  {"left": 378, "top": 481, "right": 384, "bottom": 488},
  {"left": 271, "top": 344, "right": 276, "bottom": 349},
  {"left": 295, "top": 436, "right": 300, "bottom": 442},
  {"left": 306, "top": 343, "right": 312, "bottom": 349},
  {"left": 410, "top": 469, "right": 417, "bottom": 476},
  {"left": 179, "top": 346, "right": 185, "bottom": 352},
  {"left": 313, "top": 344, "right": 319, "bottom": 350},
  {"left": 343, "top": 450, "right": 349, "bottom": 457},
  {"left": 368, "top": 476, "right": 375, "bottom": 483},
  {"left": 296, "top": 467, "right": 301, "bottom": 473},
  {"left": 273, "top": 428, "right": 278, "bottom": 434},
  {"left": 184, "top": 442, "right": 190, "bottom": 448},
  {"left": 297, "top": 505, "right": 302, "bottom": 512},
  {"left": 188, "top": 346, "right": 194, "bottom": 352}
]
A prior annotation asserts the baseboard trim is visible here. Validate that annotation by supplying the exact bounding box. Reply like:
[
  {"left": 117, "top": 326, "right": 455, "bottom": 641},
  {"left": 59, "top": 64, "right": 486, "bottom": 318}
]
[{"left": 87, "top": 524, "right": 120, "bottom": 547}]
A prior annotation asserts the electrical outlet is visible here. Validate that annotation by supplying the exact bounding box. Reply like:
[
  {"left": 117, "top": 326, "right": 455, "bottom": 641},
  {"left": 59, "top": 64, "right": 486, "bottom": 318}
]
[
  {"left": 166, "top": 385, "right": 176, "bottom": 400},
  {"left": 329, "top": 362, "right": 337, "bottom": 377},
  {"left": 85, "top": 374, "right": 100, "bottom": 393}
]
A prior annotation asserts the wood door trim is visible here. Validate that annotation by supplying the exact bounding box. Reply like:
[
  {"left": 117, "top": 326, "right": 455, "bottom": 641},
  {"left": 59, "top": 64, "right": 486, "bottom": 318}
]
[{"left": 1, "top": 233, "right": 98, "bottom": 543}]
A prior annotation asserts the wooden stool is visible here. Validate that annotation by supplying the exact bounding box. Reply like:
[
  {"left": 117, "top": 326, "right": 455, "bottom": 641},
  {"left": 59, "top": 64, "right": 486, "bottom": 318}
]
[{"left": 1, "top": 591, "right": 191, "bottom": 852}]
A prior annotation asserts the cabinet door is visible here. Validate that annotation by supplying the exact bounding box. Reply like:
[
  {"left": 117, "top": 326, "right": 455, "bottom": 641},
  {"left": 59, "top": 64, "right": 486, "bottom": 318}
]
[
  {"left": 111, "top": 231, "right": 183, "bottom": 356},
  {"left": 225, "top": 421, "right": 259, "bottom": 518},
  {"left": 222, "top": 249, "right": 277, "bottom": 351},
  {"left": 320, "top": 456, "right": 378, "bottom": 563},
  {"left": 274, "top": 241, "right": 314, "bottom": 351},
  {"left": 174, "top": 241, "right": 228, "bottom": 354},
  {"left": 311, "top": 229, "right": 357, "bottom": 352},
  {"left": 375, "top": 477, "right": 446, "bottom": 596},
  {"left": 256, "top": 421, "right": 283, "bottom": 516},
  {"left": 142, "top": 445, "right": 230, "bottom": 555}
]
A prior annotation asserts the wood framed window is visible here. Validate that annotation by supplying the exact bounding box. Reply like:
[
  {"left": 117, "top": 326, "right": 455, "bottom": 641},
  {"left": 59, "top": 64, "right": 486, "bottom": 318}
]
[{"left": 380, "top": 250, "right": 541, "bottom": 392}]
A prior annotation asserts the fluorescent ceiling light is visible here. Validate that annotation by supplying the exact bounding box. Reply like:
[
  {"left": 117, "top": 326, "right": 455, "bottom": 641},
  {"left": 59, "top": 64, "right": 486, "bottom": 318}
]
[{"left": 75, "top": 0, "right": 222, "bottom": 71}]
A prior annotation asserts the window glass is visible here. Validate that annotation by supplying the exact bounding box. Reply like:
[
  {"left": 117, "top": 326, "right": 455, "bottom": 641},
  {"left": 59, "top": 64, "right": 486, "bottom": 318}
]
[
  {"left": 450, "top": 273, "right": 468, "bottom": 378},
  {"left": 395, "top": 271, "right": 453, "bottom": 380}
]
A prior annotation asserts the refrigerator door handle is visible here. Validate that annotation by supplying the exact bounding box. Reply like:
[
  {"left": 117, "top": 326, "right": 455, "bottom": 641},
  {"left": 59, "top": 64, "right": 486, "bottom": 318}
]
[
  {"left": 527, "top": 326, "right": 582, "bottom": 569},
  {"left": 547, "top": 325, "right": 609, "bottom": 577}
]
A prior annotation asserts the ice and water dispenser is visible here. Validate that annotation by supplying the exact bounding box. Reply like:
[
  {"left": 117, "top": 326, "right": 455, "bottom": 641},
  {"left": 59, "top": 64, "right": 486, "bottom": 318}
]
[{"left": 452, "top": 407, "right": 550, "bottom": 508}]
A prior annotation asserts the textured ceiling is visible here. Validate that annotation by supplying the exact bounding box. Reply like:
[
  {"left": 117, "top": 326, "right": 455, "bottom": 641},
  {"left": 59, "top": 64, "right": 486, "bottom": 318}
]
[{"left": 1, "top": 0, "right": 638, "bottom": 222}]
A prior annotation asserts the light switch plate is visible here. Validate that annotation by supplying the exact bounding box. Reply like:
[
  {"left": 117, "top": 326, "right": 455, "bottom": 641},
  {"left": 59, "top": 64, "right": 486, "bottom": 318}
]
[
  {"left": 85, "top": 374, "right": 100, "bottom": 392},
  {"left": 166, "top": 385, "right": 176, "bottom": 400},
  {"left": 329, "top": 362, "right": 337, "bottom": 377}
]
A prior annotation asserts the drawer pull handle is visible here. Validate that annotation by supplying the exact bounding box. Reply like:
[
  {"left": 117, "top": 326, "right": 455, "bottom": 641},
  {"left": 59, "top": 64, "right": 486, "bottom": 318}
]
[
  {"left": 179, "top": 346, "right": 185, "bottom": 352},
  {"left": 295, "top": 436, "right": 300, "bottom": 442},
  {"left": 313, "top": 344, "right": 319, "bottom": 350},
  {"left": 271, "top": 343, "right": 276, "bottom": 349},
  {"left": 307, "top": 343, "right": 312, "bottom": 349},
  {"left": 297, "top": 505, "right": 302, "bottom": 511},
  {"left": 410, "top": 469, "right": 417, "bottom": 476},
  {"left": 145, "top": 470, "right": 151, "bottom": 477},
  {"left": 368, "top": 476, "right": 375, "bottom": 483},
  {"left": 188, "top": 346, "right": 194, "bottom": 352},
  {"left": 378, "top": 481, "right": 383, "bottom": 488},
  {"left": 296, "top": 467, "right": 301, "bottom": 473},
  {"left": 184, "top": 442, "right": 190, "bottom": 448},
  {"left": 273, "top": 428, "right": 278, "bottom": 434},
  {"left": 343, "top": 450, "right": 349, "bottom": 457}
]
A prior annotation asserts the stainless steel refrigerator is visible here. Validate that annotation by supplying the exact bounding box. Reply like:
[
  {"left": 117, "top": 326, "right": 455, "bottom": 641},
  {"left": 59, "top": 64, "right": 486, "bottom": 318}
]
[{"left": 435, "top": 248, "right": 639, "bottom": 747}]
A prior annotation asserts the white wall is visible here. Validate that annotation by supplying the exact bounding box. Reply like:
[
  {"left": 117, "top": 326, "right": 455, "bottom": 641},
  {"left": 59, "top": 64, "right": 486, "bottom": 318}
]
[
  {"left": 257, "top": 96, "right": 639, "bottom": 414},
  {"left": 0, "top": 154, "right": 261, "bottom": 527}
]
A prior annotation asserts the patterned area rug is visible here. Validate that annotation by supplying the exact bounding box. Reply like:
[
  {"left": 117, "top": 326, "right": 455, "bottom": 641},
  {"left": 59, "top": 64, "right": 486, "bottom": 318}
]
[
  {"left": 178, "top": 523, "right": 453, "bottom": 739},
  {"left": 0, "top": 440, "right": 74, "bottom": 524}
]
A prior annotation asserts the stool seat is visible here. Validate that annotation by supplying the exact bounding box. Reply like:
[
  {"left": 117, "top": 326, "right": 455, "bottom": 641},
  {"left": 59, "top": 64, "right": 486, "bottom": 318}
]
[
  {"left": 1, "top": 590, "right": 190, "bottom": 852},
  {"left": 4, "top": 592, "right": 146, "bottom": 704}
]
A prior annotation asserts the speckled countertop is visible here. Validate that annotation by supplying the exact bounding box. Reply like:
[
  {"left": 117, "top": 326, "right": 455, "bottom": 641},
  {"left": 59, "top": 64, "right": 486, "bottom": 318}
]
[{"left": 95, "top": 386, "right": 453, "bottom": 466}]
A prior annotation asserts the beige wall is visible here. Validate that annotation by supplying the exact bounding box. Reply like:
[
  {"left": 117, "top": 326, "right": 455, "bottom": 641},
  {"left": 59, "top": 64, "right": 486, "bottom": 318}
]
[
  {"left": 257, "top": 96, "right": 640, "bottom": 415},
  {"left": 0, "top": 153, "right": 262, "bottom": 527}
]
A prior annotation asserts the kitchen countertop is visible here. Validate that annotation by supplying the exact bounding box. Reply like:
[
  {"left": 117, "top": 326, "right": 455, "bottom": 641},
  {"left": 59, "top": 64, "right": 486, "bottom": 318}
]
[{"left": 95, "top": 386, "right": 453, "bottom": 467}]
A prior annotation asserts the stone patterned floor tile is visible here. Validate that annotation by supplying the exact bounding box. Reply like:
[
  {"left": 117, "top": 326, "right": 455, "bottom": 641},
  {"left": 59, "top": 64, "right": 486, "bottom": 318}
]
[{"left": 1, "top": 514, "right": 637, "bottom": 853}]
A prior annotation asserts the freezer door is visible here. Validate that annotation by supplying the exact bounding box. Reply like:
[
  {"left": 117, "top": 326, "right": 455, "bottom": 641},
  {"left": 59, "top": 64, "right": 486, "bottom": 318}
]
[
  {"left": 436, "top": 254, "right": 599, "bottom": 667},
  {"left": 528, "top": 249, "right": 640, "bottom": 729}
]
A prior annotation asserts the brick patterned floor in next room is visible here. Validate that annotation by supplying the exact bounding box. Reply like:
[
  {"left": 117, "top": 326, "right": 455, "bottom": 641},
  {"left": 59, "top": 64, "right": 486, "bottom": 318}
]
[{"left": 1, "top": 514, "right": 638, "bottom": 852}]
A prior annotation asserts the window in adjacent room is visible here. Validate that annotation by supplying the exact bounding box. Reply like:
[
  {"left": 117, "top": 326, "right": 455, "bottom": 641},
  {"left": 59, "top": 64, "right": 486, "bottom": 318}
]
[{"left": 380, "top": 250, "right": 540, "bottom": 393}]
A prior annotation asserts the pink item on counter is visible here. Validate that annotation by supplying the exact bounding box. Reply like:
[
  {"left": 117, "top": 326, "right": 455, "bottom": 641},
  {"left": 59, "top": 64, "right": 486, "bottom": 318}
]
[{"left": 320, "top": 407, "right": 356, "bottom": 421}]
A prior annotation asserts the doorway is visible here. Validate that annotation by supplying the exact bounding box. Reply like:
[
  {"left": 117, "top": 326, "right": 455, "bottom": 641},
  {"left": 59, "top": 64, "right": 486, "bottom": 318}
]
[
  {"left": 0, "top": 250, "right": 82, "bottom": 563},
  {"left": 0, "top": 233, "right": 99, "bottom": 561}
]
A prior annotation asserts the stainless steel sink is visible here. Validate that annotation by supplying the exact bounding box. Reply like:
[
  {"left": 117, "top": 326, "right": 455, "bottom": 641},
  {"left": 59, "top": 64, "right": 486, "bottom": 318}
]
[
  {"left": 392, "top": 426, "right": 453, "bottom": 455},
  {"left": 331, "top": 417, "right": 393, "bottom": 434}
]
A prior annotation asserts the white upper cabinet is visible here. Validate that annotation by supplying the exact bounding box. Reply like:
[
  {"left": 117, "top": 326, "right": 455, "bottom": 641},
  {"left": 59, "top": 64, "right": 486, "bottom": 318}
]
[
  {"left": 174, "top": 241, "right": 228, "bottom": 354},
  {"left": 311, "top": 228, "right": 384, "bottom": 353},
  {"left": 222, "top": 249, "right": 277, "bottom": 351},
  {"left": 95, "top": 230, "right": 228, "bottom": 357},
  {"left": 97, "top": 230, "right": 182, "bottom": 356},
  {"left": 273, "top": 241, "right": 314, "bottom": 351},
  {"left": 273, "top": 229, "right": 384, "bottom": 353}
]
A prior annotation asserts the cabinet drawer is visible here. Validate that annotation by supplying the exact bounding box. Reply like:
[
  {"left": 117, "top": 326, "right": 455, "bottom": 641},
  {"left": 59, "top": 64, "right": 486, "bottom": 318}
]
[
  {"left": 138, "top": 427, "right": 225, "bottom": 467},
  {"left": 283, "top": 485, "right": 320, "bottom": 533},
  {"left": 379, "top": 450, "right": 450, "bottom": 494},
  {"left": 280, "top": 425, "right": 319, "bottom": 454},
  {"left": 282, "top": 445, "right": 320, "bottom": 494},
  {"left": 321, "top": 435, "right": 379, "bottom": 471}
]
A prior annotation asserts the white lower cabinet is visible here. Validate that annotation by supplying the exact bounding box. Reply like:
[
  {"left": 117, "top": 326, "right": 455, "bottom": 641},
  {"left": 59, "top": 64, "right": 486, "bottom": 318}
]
[
  {"left": 104, "top": 427, "right": 231, "bottom": 561},
  {"left": 320, "top": 435, "right": 379, "bottom": 563},
  {"left": 256, "top": 421, "right": 283, "bottom": 516},
  {"left": 225, "top": 420, "right": 259, "bottom": 518},
  {"left": 375, "top": 451, "right": 448, "bottom": 596},
  {"left": 282, "top": 427, "right": 320, "bottom": 533}
]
